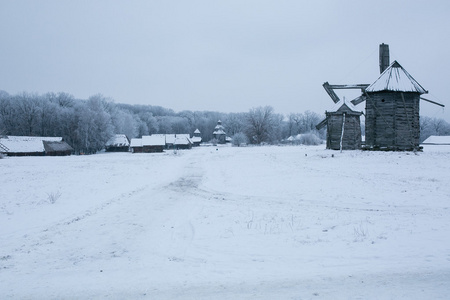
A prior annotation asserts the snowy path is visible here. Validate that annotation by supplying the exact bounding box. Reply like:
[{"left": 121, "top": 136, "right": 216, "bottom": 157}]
[{"left": 1, "top": 146, "right": 450, "bottom": 299}]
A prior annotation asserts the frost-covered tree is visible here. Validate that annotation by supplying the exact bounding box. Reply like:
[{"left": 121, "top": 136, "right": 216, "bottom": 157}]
[
  {"left": 231, "top": 132, "right": 248, "bottom": 147},
  {"left": 245, "top": 106, "right": 277, "bottom": 144},
  {"left": 420, "top": 116, "right": 450, "bottom": 142},
  {"left": 0, "top": 94, "right": 16, "bottom": 135},
  {"left": 13, "top": 92, "right": 42, "bottom": 136},
  {"left": 69, "top": 95, "right": 114, "bottom": 153},
  {"left": 224, "top": 113, "right": 247, "bottom": 136}
]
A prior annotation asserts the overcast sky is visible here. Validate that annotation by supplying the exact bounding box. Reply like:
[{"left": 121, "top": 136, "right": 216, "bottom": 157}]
[{"left": 1, "top": 0, "right": 449, "bottom": 120}]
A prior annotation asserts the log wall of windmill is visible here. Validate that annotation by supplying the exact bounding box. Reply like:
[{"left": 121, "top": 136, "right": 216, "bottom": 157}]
[
  {"left": 326, "top": 113, "right": 362, "bottom": 150},
  {"left": 365, "top": 92, "right": 420, "bottom": 150}
]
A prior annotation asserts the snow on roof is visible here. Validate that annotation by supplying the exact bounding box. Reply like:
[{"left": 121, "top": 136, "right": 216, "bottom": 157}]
[
  {"left": 214, "top": 120, "right": 225, "bottom": 131},
  {"left": 194, "top": 129, "right": 201, "bottom": 134},
  {"left": 43, "top": 141, "right": 73, "bottom": 152},
  {"left": 328, "top": 101, "right": 362, "bottom": 114},
  {"left": 365, "top": 61, "right": 427, "bottom": 94},
  {"left": 165, "top": 134, "right": 175, "bottom": 144},
  {"left": 213, "top": 129, "right": 226, "bottom": 135},
  {"left": 106, "top": 134, "right": 129, "bottom": 147},
  {"left": 0, "top": 136, "right": 62, "bottom": 153},
  {"left": 174, "top": 136, "right": 192, "bottom": 145},
  {"left": 142, "top": 135, "right": 166, "bottom": 146},
  {"left": 422, "top": 136, "right": 450, "bottom": 145},
  {"left": 130, "top": 138, "right": 142, "bottom": 147},
  {"left": 191, "top": 136, "right": 202, "bottom": 143},
  {"left": 165, "top": 134, "right": 190, "bottom": 144},
  {"left": 131, "top": 134, "right": 192, "bottom": 147}
]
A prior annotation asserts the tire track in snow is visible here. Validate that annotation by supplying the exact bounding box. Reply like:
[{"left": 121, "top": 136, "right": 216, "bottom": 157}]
[{"left": 1, "top": 182, "right": 159, "bottom": 268}]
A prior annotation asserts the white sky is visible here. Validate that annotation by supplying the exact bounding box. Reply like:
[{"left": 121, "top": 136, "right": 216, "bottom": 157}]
[{"left": 0, "top": 0, "right": 449, "bottom": 120}]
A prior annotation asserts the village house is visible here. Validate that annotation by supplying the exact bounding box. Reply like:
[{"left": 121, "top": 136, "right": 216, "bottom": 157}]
[
  {"left": 165, "top": 134, "right": 192, "bottom": 150},
  {"left": 421, "top": 136, "right": 450, "bottom": 152},
  {"left": 129, "top": 138, "right": 143, "bottom": 153},
  {"left": 129, "top": 134, "right": 194, "bottom": 153},
  {"left": 173, "top": 135, "right": 193, "bottom": 150},
  {"left": 422, "top": 136, "right": 450, "bottom": 145},
  {"left": 0, "top": 136, "right": 73, "bottom": 156},
  {"left": 105, "top": 134, "right": 130, "bottom": 152},
  {"left": 130, "top": 135, "right": 166, "bottom": 153}
]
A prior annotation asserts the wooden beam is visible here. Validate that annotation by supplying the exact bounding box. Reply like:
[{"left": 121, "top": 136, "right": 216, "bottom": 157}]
[
  {"left": 315, "top": 118, "right": 328, "bottom": 130},
  {"left": 350, "top": 95, "right": 367, "bottom": 106},
  {"left": 340, "top": 113, "right": 346, "bottom": 153},
  {"left": 323, "top": 82, "right": 340, "bottom": 103},
  {"left": 420, "top": 97, "right": 445, "bottom": 107},
  {"left": 326, "top": 84, "right": 370, "bottom": 90}
]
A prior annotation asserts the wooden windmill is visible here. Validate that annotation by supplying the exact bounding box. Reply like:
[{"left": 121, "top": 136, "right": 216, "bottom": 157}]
[
  {"left": 351, "top": 44, "right": 445, "bottom": 151},
  {"left": 316, "top": 83, "right": 368, "bottom": 151}
]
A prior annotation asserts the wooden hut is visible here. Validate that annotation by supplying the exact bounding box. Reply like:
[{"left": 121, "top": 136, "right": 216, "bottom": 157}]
[
  {"left": 363, "top": 61, "right": 427, "bottom": 151},
  {"left": 43, "top": 140, "right": 73, "bottom": 156},
  {"left": 130, "top": 136, "right": 165, "bottom": 153},
  {"left": 165, "top": 134, "right": 191, "bottom": 149},
  {"left": 0, "top": 136, "right": 73, "bottom": 156},
  {"left": 142, "top": 135, "right": 165, "bottom": 153},
  {"left": 130, "top": 138, "right": 143, "bottom": 153},
  {"left": 316, "top": 103, "right": 363, "bottom": 150},
  {"left": 105, "top": 134, "right": 130, "bottom": 152},
  {"left": 173, "top": 136, "right": 193, "bottom": 150}
]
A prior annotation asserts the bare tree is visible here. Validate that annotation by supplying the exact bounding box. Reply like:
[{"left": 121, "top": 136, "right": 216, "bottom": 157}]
[
  {"left": 245, "top": 106, "right": 277, "bottom": 144},
  {"left": 14, "top": 92, "right": 42, "bottom": 136},
  {"left": 0, "top": 95, "right": 16, "bottom": 135},
  {"left": 224, "top": 113, "right": 247, "bottom": 136}
]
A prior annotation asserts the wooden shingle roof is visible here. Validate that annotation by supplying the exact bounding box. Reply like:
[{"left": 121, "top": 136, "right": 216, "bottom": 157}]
[{"left": 365, "top": 61, "right": 427, "bottom": 94}]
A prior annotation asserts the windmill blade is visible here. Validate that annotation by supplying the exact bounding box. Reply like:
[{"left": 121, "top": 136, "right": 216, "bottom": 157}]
[
  {"left": 351, "top": 95, "right": 367, "bottom": 106},
  {"left": 326, "top": 84, "right": 369, "bottom": 90},
  {"left": 323, "top": 82, "right": 340, "bottom": 103},
  {"left": 420, "top": 97, "right": 445, "bottom": 107},
  {"left": 316, "top": 118, "right": 328, "bottom": 130}
]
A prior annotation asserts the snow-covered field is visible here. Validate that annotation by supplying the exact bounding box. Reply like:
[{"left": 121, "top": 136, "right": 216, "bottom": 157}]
[{"left": 1, "top": 145, "right": 449, "bottom": 299}]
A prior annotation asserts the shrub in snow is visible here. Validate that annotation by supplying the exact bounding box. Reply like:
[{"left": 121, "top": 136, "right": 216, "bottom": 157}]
[
  {"left": 47, "top": 191, "right": 62, "bottom": 204},
  {"left": 298, "top": 132, "right": 323, "bottom": 146},
  {"left": 353, "top": 222, "right": 369, "bottom": 242},
  {"left": 232, "top": 132, "right": 249, "bottom": 147},
  {"left": 209, "top": 138, "right": 218, "bottom": 146}
]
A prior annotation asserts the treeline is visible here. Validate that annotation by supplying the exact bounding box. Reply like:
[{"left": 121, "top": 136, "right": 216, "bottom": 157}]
[
  {"left": 0, "top": 91, "right": 325, "bottom": 153},
  {"left": 420, "top": 116, "right": 450, "bottom": 142},
  {"left": 1, "top": 90, "right": 448, "bottom": 153}
]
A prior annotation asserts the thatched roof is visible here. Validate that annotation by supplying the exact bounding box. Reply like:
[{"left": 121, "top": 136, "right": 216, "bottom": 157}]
[
  {"left": 43, "top": 141, "right": 73, "bottom": 152},
  {"left": 106, "top": 134, "right": 130, "bottom": 147},
  {"left": 0, "top": 136, "right": 62, "bottom": 153}
]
